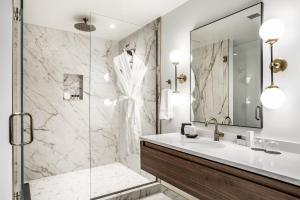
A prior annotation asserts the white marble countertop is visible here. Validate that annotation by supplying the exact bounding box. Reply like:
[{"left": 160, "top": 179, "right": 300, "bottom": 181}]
[{"left": 140, "top": 133, "right": 300, "bottom": 186}]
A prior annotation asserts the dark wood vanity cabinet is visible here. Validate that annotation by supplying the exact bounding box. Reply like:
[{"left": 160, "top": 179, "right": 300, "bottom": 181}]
[{"left": 141, "top": 141, "right": 300, "bottom": 200}]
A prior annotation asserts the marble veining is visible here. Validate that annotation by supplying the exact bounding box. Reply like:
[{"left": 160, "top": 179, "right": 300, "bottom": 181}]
[
  {"left": 24, "top": 24, "right": 93, "bottom": 180},
  {"left": 23, "top": 19, "right": 160, "bottom": 185},
  {"left": 115, "top": 19, "right": 160, "bottom": 179},
  {"left": 23, "top": 23, "right": 120, "bottom": 181},
  {"left": 191, "top": 40, "right": 229, "bottom": 122}
]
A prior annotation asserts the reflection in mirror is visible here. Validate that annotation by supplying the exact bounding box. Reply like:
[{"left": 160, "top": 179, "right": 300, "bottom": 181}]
[{"left": 190, "top": 3, "right": 263, "bottom": 128}]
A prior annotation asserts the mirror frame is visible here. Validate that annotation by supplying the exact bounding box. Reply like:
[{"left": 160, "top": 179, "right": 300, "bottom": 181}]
[{"left": 189, "top": 2, "right": 264, "bottom": 129}]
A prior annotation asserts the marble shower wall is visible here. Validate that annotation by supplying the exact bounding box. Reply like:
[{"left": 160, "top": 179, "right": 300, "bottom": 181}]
[
  {"left": 90, "top": 36, "right": 120, "bottom": 170},
  {"left": 102, "top": 18, "right": 160, "bottom": 178},
  {"left": 23, "top": 18, "right": 160, "bottom": 181},
  {"left": 23, "top": 23, "right": 119, "bottom": 181},
  {"left": 191, "top": 40, "right": 229, "bottom": 122},
  {"left": 118, "top": 19, "right": 160, "bottom": 138}
]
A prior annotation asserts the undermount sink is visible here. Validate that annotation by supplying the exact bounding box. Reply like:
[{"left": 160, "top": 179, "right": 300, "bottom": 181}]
[{"left": 183, "top": 138, "right": 226, "bottom": 149}]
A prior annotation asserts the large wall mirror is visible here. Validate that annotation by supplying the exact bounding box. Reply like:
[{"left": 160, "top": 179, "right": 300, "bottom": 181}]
[{"left": 190, "top": 3, "right": 263, "bottom": 128}]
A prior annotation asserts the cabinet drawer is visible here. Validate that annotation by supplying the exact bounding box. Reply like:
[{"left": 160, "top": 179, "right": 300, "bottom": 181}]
[{"left": 141, "top": 142, "right": 300, "bottom": 200}]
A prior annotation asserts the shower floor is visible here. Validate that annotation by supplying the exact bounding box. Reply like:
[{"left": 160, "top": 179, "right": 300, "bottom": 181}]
[{"left": 28, "top": 162, "right": 151, "bottom": 200}]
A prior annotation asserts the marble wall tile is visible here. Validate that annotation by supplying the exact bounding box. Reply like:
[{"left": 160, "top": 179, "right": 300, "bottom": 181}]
[
  {"left": 23, "top": 23, "right": 119, "bottom": 180},
  {"left": 90, "top": 38, "right": 120, "bottom": 169},
  {"left": 191, "top": 40, "right": 229, "bottom": 122},
  {"left": 118, "top": 19, "right": 160, "bottom": 135},
  {"left": 23, "top": 19, "right": 160, "bottom": 182},
  {"left": 116, "top": 19, "right": 160, "bottom": 179}
]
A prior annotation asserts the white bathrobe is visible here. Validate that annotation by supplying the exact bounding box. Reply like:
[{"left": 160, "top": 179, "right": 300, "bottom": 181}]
[{"left": 113, "top": 50, "right": 147, "bottom": 159}]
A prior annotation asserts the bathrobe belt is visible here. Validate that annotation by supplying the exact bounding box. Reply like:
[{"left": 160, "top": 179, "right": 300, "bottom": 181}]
[{"left": 119, "top": 95, "right": 141, "bottom": 121}]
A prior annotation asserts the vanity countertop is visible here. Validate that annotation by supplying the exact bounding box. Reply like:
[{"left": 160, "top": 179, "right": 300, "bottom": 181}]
[{"left": 140, "top": 133, "right": 300, "bottom": 186}]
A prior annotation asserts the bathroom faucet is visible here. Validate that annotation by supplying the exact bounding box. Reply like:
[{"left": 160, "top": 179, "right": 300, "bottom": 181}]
[{"left": 205, "top": 117, "right": 224, "bottom": 141}]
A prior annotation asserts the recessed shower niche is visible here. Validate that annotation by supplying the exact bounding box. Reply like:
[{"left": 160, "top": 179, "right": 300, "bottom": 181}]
[{"left": 63, "top": 73, "right": 83, "bottom": 101}]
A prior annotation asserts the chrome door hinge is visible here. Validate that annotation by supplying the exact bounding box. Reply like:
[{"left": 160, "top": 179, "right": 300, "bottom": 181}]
[
  {"left": 13, "top": 7, "right": 22, "bottom": 21},
  {"left": 13, "top": 192, "right": 22, "bottom": 200}
]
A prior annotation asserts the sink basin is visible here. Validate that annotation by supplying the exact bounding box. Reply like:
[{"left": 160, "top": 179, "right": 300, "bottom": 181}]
[{"left": 183, "top": 139, "right": 226, "bottom": 149}]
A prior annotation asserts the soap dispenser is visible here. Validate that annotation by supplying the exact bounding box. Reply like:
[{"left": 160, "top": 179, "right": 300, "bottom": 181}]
[{"left": 181, "top": 123, "right": 192, "bottom": 135}]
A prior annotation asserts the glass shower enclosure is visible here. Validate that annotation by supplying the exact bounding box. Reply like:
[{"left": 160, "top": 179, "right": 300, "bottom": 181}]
[{"left": 11, "top": 0, "right": 160, "bottom": 199}]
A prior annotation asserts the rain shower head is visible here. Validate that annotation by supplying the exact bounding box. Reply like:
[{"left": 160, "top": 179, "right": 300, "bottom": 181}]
[{"left": 74, "top": 17, "right": 96, "bottom": 32}]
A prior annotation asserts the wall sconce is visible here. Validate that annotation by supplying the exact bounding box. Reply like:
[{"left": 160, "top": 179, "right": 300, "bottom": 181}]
[
  {"left": 169, "top": 49, "right": 187, "bottom": 106},
  {"left": 259, "top": 19, "right": 288, "bottom": 109}
]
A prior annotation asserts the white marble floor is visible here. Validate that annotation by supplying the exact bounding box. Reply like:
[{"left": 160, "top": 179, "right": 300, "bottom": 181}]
[{"left": 28, "top": 162, "right": 151, "bottom": 200}]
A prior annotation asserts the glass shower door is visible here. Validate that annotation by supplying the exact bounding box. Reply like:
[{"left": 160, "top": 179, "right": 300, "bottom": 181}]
[
  {"left": 11, "top": 1, "right": 92, "bottom": 199},
  {"left": 11, "top": 1, "right": 160, "bottom": 198}
]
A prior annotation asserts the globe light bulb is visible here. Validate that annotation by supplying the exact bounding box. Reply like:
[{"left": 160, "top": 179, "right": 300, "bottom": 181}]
[
  {"left": 169, "top": 49, "right": 184, "bottom": 64},
  {"left": 259, "top": 18, "right": 285, "bottom": 41},
  {"left": 171, "top": 92, "right": 184, "bottom": 106},
  {"left": 260, "top": 86, "right": 286, "bottom": 109}
]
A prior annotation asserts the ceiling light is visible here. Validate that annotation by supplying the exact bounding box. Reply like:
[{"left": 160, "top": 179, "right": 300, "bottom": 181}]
[{"left": 109, "top": 24, "right": 116, "bottom": 29}]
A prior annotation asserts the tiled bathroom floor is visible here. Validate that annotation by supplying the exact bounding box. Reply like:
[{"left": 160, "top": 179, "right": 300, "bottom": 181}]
[{"left": 28, "top": 162, "right": 151, "bottom": 200}]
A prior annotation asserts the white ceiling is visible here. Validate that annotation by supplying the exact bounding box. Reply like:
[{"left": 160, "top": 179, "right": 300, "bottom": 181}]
[{"left": 24, "top": 0, "right": 189, "bottom": 41}]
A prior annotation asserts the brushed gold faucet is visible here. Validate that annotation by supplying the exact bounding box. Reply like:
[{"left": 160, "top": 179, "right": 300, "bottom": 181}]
[{"left": 205, "top": 117, "right": 224, "bottom": 141}]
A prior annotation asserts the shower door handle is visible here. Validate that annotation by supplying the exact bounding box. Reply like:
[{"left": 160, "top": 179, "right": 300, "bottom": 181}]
[{"left": 9, "top": 112, "right": 34, "bottom": 146}]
